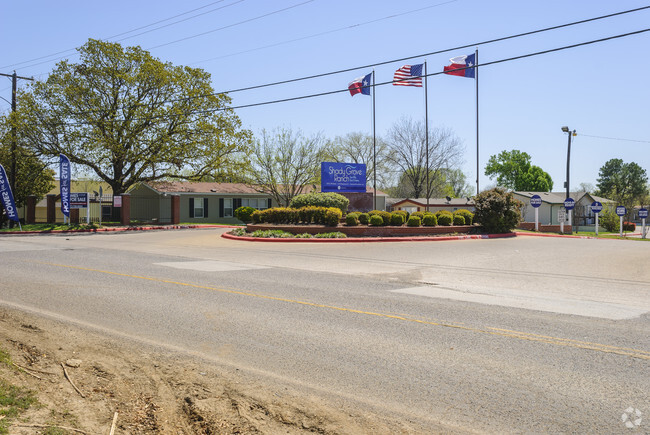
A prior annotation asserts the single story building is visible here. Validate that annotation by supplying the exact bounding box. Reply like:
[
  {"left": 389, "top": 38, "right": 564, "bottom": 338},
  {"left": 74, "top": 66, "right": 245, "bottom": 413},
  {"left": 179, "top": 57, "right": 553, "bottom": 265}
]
[
  {"left": 128, "top": 182, "right": 388, "bottom": 224},
  {"left": 389, "top": 197, "right": 475, "bottom": 214},
  {"left": 513, "top": 191, "right": 615, "bottom": 231}
]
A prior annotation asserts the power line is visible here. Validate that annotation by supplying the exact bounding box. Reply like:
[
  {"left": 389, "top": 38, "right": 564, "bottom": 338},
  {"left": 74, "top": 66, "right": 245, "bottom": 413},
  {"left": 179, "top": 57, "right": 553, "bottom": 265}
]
[
  {"left": 146, "top": 0, "right": 316, "bottom": 50},
  {"left": 1, "top": 0, "right": 242, "bottom": 70},
  {"left": 213, "top": 5, "right": 650, "bottom": 96},
  {"left": 580, "top": 134, "right": 650, "bottom": 144},
  {"left": 57, "top": 27, "right": 650, "bottom": 125},
  {"left": 51, "top": 5, "right": 650, "bottom": 119},
  {"left": 188, "top": 0, "right": 458, "bottom": 65}
]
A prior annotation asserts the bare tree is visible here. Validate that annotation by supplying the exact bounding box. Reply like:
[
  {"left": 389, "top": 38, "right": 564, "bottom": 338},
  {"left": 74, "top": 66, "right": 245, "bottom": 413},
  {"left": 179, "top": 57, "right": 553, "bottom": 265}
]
[
  {"left": 323, "top": 132, "right": 391, "bottom": 189},
  {"left": 386, "top": 117, "right": 464, "bottom": 199},
  {"left": 247, "top": 128, "right": 324, "bottom": 207}
]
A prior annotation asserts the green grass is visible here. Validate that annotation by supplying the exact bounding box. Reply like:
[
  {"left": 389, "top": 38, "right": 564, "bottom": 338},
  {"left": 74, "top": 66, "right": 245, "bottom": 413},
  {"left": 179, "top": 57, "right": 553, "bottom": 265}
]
[
  {"left": 0, "top": 223, "right": 100, "bottom": 232},
  {"left": 517, "top": 228, "right": 649, "bottom": 241},
  {"left": 0, "top": 348, "right": 38, "bottom": 434}
]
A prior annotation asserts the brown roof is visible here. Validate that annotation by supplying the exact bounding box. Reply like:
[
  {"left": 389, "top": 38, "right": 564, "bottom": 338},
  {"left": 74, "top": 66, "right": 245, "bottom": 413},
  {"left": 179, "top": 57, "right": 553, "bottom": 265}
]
[
  {"left": 144, "top": 181, "right": 386, "bottom": 196},
  {"left": 146, "top": 181, "right": 261, "bottom": 194}
]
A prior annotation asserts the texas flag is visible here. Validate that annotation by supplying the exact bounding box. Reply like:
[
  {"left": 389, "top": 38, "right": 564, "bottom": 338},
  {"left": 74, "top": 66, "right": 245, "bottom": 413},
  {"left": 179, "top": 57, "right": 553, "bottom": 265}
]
[
  {"left": 348, "top": 72, "right": 372, "bottom": 96},
  {"left": 443, "top": 53, "right": 475, "bottom": 78}
]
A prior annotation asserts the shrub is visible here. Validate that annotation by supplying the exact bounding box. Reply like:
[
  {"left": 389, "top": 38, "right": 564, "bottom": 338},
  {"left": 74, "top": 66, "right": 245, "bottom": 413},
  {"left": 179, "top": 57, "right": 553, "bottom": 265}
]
[
  {"left": 249, "top": 229, "right": 294, "bottom": 238},
  {"left": 435, "top": 210, "right": 453, "bottom": 219},
  {"left": 229, "top": 228, "right": 246, "bottom": 236},
  {"left": 454, "top": 209, "right": 474, "bottom": 225},
  {"left": 358, "top": 213, "right": 370, "bottom": 225},
  {"left": 234, "top": 206, "right": 256, "bottom": 223},
  {"left": 407, "top": 216, "right": 421, "bottom": 227},
  {"left": 453, "top": 215, "right": 466, "bottom": 225},
  {"left": 623, "top": 221, "right": 636, "bottom": 232},
  {"left": 295, "top": 233, "right": 313, "bottom": 238},
  {"left": 345, "top": 213, "right": 360, "bottom": 226},
  {"left": 390, "top": 213, "right": 405, "bottom": 226},
  {"left": 289, "top": 192, "right": 349, "bottom": 214},
  {"left": 422, "top": 214, "right": 437, "bottom": 226},
  {"left": 393, "top": 209, "right": 409, "bottom": 221},
  {"left": 251, "top": 210, "right": 263, "bottom": 224},
  {"left": 437, "top": 213, "right": 452, "bottom": 226},
  {"left": 369, "top": 215, "right": 384, "bottom": 226},
  {"left": 599, "top": 208, "right": 619, "bottom": 232},
  {"left": 473, "top": 188, "right": 523, "bottom": 233},
  {"left": 323, "top": 208, "right": 342, "bottom": 226},
  {"left": 411, "top": 211, "right": 425, "bottom": 220},
  {"left": 313, "top": 232, "right": 347, "bottom": 238},
  {"left": 369, "top": 210, "right": 391, "bottom": 226}
]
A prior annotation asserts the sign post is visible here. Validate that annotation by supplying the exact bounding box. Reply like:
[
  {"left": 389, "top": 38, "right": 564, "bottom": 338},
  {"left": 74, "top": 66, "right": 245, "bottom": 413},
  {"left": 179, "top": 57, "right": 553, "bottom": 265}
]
[
  {"left": 616, "top": 206, "right": 627, "bottom": 237},
  {"left": 530, "top": 194, "right": 542, "bottom": 231},
  {"left": 558, "top": 209, "right": 566, "bottom": 234},
  {"left": 590, "top": 201, "right": 602, "bottom": 236},
  {"left": 563, "top": 197, "right": 575, "bottom": 234},
  {"left": 639, "top": 208, "right": 648, "bottom": 239}
]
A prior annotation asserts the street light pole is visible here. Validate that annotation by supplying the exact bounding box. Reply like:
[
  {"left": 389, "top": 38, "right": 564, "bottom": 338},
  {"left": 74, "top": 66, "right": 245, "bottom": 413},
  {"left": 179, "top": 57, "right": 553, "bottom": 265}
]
[{"left": 561, "top": 126, "right": 576, "bottom": 200}]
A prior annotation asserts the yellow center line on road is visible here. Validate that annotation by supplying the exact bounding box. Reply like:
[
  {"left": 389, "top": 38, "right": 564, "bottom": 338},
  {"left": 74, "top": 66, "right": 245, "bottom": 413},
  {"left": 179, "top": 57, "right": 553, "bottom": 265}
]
[{"left": 38, "top": 261, "right": 650, "bottom": 361}]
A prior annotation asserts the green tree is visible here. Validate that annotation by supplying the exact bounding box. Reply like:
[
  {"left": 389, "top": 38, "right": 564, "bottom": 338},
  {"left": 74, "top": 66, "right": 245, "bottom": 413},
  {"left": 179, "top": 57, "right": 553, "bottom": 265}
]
[
  {"left": 0, "top": 114, "right": 55, "bottom": 221},
  {"left": 473, "top": 187, "right": 523, "bottom": 233},
  {"left": 246, "top": 127, "right": 324, "bottom": 207},
  {"left": 484, "top": 150, "right": 553, "bottom": 191},
  {"left": 13, "top": 39, "right": 251, "bottom": 195},
  {"left": 595, "top": 159, "right": 648, "bottom": 212}
]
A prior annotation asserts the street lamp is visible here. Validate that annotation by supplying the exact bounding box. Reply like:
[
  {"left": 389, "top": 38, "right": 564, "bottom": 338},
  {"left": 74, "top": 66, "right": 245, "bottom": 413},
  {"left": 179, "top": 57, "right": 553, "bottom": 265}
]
[{"left": 561, "top": 126, "right": 576, "bottom": 200}]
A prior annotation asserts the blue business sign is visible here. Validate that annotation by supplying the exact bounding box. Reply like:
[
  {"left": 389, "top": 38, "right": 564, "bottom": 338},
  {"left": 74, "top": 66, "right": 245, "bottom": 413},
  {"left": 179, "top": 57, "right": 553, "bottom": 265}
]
[
  {"left": 563, "top": 197, "right": 575, "bottom": 210},
  {"left": 321, "top": 162, "right": 366, "bottom": 193},
  {"left": 591, "top": 201, "right": 603, "bottom": 213},
  {"left": 616, "top": 206, "right": 627, "bottom": 216},
  {"left": 639, "top": 208, "right": 648, "bottom": 219},
  {"left": 530, "top": 194, "right": 542, "bottom": 208},
  {"left": 59, "top": 154, "right": 71, "bottom": 217},
  {"left": 0, "top": 164, "right": 19, "bottom": 222}
]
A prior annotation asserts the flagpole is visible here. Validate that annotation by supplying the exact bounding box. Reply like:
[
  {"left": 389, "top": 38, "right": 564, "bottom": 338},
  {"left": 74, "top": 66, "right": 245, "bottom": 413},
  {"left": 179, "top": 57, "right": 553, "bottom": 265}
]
[
  {"left": 424, "top": 61, "right": 429, "bottom": 211},
  {"left": 475, "top": 48, "right": 479, "bottom": 195},
  {"left": 372, "top": 69, "right": 377, "bottom": 210}
]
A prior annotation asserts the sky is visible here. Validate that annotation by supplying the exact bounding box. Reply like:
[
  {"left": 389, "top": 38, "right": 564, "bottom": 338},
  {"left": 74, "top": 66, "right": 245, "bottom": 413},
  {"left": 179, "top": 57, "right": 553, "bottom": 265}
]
[{"left": 2, "top": 0, "right": 649, "bottom": 194}]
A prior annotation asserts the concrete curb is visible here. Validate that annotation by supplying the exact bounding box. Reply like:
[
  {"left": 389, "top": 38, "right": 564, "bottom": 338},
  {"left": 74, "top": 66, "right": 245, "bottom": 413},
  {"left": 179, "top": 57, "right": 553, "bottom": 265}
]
[
  {"left": 221, "top": 232, "right": 517, "bottom": 243},
  {"left": 0, "top": 224, "right": 240, "bottom": 235},
  {"left": 514, "top": 231, "right": 643, "bottom": 239}
]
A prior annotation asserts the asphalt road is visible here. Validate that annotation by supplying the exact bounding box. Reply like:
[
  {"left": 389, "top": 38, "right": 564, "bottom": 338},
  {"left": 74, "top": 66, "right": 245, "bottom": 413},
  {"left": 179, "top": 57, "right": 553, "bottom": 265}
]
[{"left": 1, "top": 229, "right": 648, "bottom": 433}]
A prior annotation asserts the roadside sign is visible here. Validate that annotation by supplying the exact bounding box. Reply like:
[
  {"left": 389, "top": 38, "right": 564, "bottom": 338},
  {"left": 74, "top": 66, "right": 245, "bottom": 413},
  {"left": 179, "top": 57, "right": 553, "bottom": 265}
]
[
  {"left": 591, "top": 201, "right": 603, "bottom": 213},
  {"left": 616, "top": 206, "right": 627, "bottom": 217},
  {"left": 530, "top": 195, "right": 542, "bottom": 208},
  {"left": 639, "top": 208, "right": 648, "bottom": 218},
  {"left": 558, "top": 209, "right": 567, "bottom": 222},
  {"left": 563, "top": 197, "right": 575, "bottom": 210},
  {"left": 70, "top": 192, "right": 88, "bottom": 209},
  {"left": 114, "top": 196, "right": 122, "bottom": 207}
]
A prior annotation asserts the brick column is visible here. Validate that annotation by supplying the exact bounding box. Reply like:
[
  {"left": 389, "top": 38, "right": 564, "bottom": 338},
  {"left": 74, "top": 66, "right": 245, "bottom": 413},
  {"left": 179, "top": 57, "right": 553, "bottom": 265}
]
[
  {"left": 119, "top": 194, "right": 130, "bottom": 226},
  {"left": 71, "top": 208, "right": 80, "bottom": 224},
  {"left": 171, "top": 195, "right": 180, "bottom": 225},
  {"left": 46, "top": 194, "right": 57, "bottom": 223},
  {"left": 26, "top": 196, "right": 36, "bottom": 224}
]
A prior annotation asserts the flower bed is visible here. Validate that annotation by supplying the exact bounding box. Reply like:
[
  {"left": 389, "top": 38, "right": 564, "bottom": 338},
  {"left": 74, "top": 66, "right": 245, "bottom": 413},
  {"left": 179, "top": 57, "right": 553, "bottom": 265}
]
[{"left": 246, "top": 224, "right": 476, "bottom": 237}]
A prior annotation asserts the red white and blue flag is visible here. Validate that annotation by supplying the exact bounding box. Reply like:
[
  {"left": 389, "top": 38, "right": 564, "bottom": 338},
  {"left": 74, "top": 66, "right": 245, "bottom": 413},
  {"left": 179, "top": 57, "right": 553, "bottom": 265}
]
[
  {"left": 393, "top": 64, "right": 423, "bottom": 87},
  {"left": 443, "top": 53, "right": 475, "bottom": 78},
  {"left": 348, "top": 72, "right": 372, "bottom": 96}
]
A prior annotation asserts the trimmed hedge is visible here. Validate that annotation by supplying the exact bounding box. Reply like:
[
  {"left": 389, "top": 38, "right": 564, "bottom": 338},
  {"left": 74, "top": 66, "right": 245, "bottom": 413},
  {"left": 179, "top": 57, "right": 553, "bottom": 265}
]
[
  {"left": 289, "top": 192, "right": 349, "bottom": 214},
  {"left": 252, "top": 206, "right": 342, "bottom": 226},
  {"left": 422, "top": 214, "right": 437, "bottom": 226},
  {"left": 369, "top": 210, "right": 392, "bottom": 226},
  {"left": 358, "top": 213, "right": 370, "bottom": 225},
  {"left": 345, "top": 213, "right": 360, "bottom": 226},
  {"left": 234, "top": 206, "right": 256, "bottom": 223},
  {"left": 390, "top": 213, "right": 405, "bottom": 226},
  {"left": 453, "top": 215, "right": 466, "bottom": 225},
  {"left": 369, "top": 215, "right": 384, "bottom": 226},
  {"left": 453, "top": 209, "right": 474, "bottom": 225},
  {"left": 407, "top": 216, "right": 421, "bottom": 227},
  {"left": 437, "top": 213, "right": 452, "bottom": 226}
]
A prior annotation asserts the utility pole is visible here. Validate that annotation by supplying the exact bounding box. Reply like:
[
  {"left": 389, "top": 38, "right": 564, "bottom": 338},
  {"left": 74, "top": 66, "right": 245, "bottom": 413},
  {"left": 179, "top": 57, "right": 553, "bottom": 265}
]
[{"left": 1, "top": 71, "right": 34, "bottom": 223}]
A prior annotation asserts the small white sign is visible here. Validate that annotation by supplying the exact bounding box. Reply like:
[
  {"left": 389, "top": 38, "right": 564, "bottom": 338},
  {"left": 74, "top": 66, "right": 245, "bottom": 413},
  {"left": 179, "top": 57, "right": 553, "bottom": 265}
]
[
  {"left": 558, "top": 209, "right": 567, "bottom": 222},
  {"left": 113, "top": 196, "right": 122, "bottom": 207}
]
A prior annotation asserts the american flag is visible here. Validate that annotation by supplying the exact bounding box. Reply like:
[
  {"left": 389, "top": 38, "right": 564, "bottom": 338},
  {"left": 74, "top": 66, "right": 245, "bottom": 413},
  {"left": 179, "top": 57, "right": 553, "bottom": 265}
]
[{"left": 393, "top": 64, "right": 423, "bottom": 87}]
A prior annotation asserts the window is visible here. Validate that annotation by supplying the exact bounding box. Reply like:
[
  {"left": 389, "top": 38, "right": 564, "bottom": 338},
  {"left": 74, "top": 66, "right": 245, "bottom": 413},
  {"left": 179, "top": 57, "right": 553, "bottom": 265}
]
[
  {"left": 241, "top": 198, "right": 268, "bottom": 210},
  {"left": 224, "top": 198, "right": 233, "bottom": 217},
  {"left": 193, "top": 198, "right": 204, "bottom": 218}
]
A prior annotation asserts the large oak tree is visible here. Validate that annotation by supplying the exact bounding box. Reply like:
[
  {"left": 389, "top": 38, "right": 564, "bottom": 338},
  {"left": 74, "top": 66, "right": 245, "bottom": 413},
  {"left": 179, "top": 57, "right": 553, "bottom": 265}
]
[{"left": 13, "top": 39, "right": 251, "bottom": 195}]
